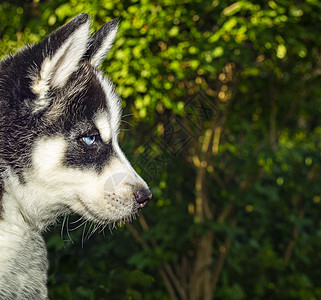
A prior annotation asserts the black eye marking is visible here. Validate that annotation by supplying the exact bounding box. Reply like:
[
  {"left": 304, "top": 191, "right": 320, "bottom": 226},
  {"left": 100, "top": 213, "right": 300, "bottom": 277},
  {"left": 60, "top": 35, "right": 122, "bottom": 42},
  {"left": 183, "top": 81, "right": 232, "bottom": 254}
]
[{"left": 65, "top": 132, "right": 113, "bottom": 173}]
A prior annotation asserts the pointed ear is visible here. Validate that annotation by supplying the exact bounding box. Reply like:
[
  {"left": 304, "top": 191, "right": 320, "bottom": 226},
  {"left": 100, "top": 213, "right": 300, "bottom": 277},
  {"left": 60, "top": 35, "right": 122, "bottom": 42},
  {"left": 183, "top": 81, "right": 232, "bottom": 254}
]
[
  {"left": 32, "top": 14, "right": 90, "bottom": 112},
  {"left": 85, "top": 19, "right": 119, "bottom": 68}
]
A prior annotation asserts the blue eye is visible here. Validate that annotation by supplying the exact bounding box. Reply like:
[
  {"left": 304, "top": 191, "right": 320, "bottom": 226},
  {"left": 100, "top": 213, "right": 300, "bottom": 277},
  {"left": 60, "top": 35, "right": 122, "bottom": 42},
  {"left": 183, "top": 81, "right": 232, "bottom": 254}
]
[{"left": 82, "top": 135, "right": 96, "bottom": 146}]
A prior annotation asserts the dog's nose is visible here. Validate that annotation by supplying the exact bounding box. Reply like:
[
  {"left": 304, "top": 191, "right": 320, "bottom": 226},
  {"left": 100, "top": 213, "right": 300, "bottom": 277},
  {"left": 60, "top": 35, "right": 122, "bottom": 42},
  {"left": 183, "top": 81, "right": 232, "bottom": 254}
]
[{"left": 135, "top": 188, "right": 152, "bottom": 208}]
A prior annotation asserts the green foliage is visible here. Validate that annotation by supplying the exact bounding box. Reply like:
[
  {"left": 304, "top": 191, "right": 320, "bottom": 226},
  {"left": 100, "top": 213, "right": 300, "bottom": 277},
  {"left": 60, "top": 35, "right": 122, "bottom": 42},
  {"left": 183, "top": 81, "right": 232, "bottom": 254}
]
[{"left": 1, "top": 0, "right": 321, "bottom": 299}]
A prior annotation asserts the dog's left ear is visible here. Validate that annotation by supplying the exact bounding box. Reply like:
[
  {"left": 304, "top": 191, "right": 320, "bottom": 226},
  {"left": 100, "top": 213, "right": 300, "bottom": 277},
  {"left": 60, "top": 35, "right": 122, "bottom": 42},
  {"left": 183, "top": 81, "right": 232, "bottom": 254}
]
[
  {"left": 32, "top": 14, "right": 90, "bottom": 113},
  {"left": 85, "top": 19, "right": 119, "bottom": 68},
  {"left": 37, "top": 14, "right": 90, "bottom": 89}
]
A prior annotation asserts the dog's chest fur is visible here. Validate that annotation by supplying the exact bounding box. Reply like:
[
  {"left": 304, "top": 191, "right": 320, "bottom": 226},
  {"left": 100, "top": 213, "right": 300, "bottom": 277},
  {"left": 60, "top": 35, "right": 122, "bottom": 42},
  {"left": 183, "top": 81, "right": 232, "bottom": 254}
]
[{"left": 0, "top": 223, "right": 48, "bottom": 299}]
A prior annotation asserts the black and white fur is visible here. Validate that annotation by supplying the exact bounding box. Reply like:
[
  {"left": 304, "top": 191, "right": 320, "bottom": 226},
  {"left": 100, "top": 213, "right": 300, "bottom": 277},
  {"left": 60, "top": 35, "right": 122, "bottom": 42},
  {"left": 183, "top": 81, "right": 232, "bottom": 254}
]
[{"left": 0, "top": 14, "right": 151, "bottom": 299}]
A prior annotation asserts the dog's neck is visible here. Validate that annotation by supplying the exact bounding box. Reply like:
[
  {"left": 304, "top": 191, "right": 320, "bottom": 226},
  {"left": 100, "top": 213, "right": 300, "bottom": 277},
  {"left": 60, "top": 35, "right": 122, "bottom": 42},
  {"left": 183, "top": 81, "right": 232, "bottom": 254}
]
[
  {"left": 1, "top": 170, "right": 71, "bottom": 232},
  {"left": 0, "top": 191, "right": 49, "bottom": 300}
]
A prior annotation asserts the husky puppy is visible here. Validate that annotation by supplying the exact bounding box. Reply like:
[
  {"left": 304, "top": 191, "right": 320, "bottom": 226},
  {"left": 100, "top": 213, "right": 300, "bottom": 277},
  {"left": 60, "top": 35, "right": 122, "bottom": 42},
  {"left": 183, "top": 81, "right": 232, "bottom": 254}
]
[{"left": 0, "top": 14, "right": 151, "bottom": 299}]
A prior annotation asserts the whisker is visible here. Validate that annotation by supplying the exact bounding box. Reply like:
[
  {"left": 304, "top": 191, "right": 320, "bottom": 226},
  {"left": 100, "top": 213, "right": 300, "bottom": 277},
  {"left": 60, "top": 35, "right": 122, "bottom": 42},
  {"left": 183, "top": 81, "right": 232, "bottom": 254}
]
[
  {"left": 70, "top": 219, "right": 87, "bottom": 231},
  {"left": 66, "top": 215, "right": 74, "bottom": 244},
  {"left": 81, "top": 221, "right": 88, "bottom": 248},
  {"left": 120, "top": 120, "right": 134, "bottom": 127},
  {"left": 87, "top": 223, "right": 101, "bottom": 240},
  {"left": 108, "top": 223, "right": 115, "bottom": 234},
  {"left": 122, "top": 113, "right": 134, "bottom": 118},
  {"left": 85, "top": 222, "right": 94, "bottom": 240},
  {"left": 70, "top": 216, "right": 84, "bottom": 225},
  {"left": 60, "top": 214, "right": 67, "bottom": 240},
  {"left": 102, "top": 226, "right": 107, "bottom": 237},
  {"left": 99, "top": 223, "right": 108, "bottom": 234}
]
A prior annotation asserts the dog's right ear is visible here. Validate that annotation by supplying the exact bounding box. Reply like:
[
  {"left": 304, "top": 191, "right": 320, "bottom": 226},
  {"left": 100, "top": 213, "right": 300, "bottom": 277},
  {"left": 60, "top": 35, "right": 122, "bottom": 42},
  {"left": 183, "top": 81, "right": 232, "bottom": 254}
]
[
  {"left": 85, "top": 19, "right": 119, "bottom": 68},
  {"left": 31, "top": 13, "right": 90, "bottom": 114}
]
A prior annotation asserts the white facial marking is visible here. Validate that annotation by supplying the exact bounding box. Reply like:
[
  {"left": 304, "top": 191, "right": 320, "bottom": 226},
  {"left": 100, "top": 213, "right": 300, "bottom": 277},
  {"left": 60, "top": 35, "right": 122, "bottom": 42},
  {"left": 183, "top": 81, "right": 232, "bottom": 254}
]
[
  {"left": 32, "top": 136, "right": 67, "bottom": 174},
  {"left": 95, "top": 112, "right": 111, "bottom": 143},
  {"left": 94, "top": 71, "right": 121, "bottom": 135}
]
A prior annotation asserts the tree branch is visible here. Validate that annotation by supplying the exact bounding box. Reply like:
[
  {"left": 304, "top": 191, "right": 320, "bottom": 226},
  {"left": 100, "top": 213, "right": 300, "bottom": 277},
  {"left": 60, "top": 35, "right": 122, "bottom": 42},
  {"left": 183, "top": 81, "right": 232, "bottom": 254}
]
[
  {"left": 126, "top": 223, "right": 184, "bottom": 300},
  {"left": 284, "top": 194, "right": 304, "bottom": 265},
  {"left": 159, "top": 267, "right": 179, "bottom": 300},
  {"left": 211, "top": 235, "right": 232, "bottom": 296},
  {"left": 126, "top": 223, "right": 148, "bottom": 249},
  {"left": 136, "top": 214, "right": 188, "bottom": 299},
  {"left": 164, "top": 262, "right": 188, "bottom": 300}
]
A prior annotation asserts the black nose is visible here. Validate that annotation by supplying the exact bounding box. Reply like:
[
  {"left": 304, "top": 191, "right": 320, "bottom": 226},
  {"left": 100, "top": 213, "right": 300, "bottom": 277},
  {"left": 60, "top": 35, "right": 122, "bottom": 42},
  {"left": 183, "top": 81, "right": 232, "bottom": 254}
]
[{"left": 135, "top": 188, "right": 152, "bottom": 208}]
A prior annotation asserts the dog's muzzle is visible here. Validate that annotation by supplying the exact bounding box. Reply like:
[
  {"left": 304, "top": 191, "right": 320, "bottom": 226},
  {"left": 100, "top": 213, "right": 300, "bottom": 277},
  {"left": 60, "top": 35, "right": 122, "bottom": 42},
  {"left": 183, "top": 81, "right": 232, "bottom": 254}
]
[{"left": 134, "top": 189, "right": 152, "bottom": 208}]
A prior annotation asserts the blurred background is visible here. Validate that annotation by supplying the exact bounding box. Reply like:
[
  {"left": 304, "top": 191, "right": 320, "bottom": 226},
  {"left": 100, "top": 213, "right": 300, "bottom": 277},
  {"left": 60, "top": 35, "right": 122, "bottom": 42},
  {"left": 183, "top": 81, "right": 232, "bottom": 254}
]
[{"left": 1, "top": 0, "right": 321, "bottom": 299}]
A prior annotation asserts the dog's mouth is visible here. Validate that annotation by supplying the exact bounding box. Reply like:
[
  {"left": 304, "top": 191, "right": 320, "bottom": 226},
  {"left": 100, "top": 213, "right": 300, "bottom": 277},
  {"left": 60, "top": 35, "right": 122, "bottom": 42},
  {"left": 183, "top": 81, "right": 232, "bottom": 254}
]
[
  {"left": 74, "top": 189, "right": 151, "bottom": 225},
  {"left": 138, "top": 200, "right": 149, "bottom": 208}
]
